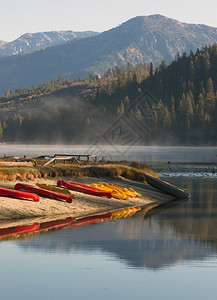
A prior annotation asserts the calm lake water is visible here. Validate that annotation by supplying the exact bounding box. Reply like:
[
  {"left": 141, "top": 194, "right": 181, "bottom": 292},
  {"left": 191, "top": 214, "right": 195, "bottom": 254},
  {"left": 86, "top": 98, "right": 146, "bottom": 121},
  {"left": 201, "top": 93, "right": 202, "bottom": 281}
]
[{"left": 0, "top": 145, "right": 217, "bottom": 300}]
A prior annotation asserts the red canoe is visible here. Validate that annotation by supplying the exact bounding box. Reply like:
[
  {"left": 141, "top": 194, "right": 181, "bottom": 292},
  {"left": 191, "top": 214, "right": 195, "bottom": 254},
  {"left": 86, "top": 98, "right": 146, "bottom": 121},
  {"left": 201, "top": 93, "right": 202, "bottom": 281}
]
[
  {"left": 0, "top": 186, "right": 40, "bottom": 202},
  {"left": 65, "top": 181, "right": 115, "bottom": 194},
  {"left": 63, "top": 181, "right": 104, "bottom": 191},
  {"left": 15, "top": 183, "right": 73, "bottom": 203},
  {"left": 0, "top": 223, "right": 40, "bottom": 238},
  {"left": 57, "top": 180, "right": 112, "bottom": 198},
  {"left": 64, "top": 181, "right": 110, "bottom": 193}
]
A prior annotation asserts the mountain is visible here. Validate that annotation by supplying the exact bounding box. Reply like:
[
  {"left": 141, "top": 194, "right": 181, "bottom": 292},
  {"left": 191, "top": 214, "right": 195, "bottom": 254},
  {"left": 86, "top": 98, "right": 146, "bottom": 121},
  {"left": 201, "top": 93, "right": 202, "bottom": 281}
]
[
  {"left": 0, "top": 30, "right": 99, "bottom": 57},
  {"left": 1, "top": 14, "right": 217, "bottom": 93}
]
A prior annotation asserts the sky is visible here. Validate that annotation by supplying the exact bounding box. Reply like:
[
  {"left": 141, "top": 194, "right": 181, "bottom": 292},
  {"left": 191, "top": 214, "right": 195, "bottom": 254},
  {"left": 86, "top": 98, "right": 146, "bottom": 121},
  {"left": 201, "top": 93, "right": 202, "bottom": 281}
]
[{"left": 1, "top": 0, "right": 217, "bottom": 42}]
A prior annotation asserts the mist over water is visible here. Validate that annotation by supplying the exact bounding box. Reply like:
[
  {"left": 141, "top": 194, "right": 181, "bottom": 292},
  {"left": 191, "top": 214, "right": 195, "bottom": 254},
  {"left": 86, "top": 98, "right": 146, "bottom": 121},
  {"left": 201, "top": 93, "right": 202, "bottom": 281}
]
[
  {"left": 1, "top": 144, "right": 217, "bottom": 164},
  {"left": 5, "top": 94, "right": 118, "bottom": 145}
]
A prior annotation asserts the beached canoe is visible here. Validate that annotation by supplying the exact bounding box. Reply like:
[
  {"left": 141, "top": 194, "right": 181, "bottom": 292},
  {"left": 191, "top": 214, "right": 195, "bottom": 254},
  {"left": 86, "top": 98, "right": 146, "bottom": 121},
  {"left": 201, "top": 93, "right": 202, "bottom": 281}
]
[
  {"left": 100, "top": 183, "right": 140, "bottom": 197},
  {"left": 57, "top": 180, "right": 112, "bottom": 198},
  {"left": 93, "top": 182, "right": 141, "bottom": 199},
  {"left": 15, "top": 183, "right": 73, "bottom": 203},
  {"left": 144, "top": 174, "right": 190, "bottom": 199},
  {"left": 61, "top": 181, "right": 110, "bottom": 193},
  {"left": 0, "top": 186, "right": 40, "bottom": 202},
  {"left": 36, "top": 183, "right": 76, "bottom": 198},
  {"left": 91, "top": 183, "right": 129, "bottom": 200}
]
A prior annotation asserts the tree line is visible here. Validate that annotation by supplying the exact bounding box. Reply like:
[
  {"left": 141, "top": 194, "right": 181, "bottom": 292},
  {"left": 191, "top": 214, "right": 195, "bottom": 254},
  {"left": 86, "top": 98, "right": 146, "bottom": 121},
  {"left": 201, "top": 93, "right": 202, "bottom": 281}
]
[
  {"left": 0, "top": 63, "right": 149, "bottom": 142},
  {"left": 89, "top": 44, "right": 217, "bottom": 144},
  {"left": 0, "top": 45, "right": 217, "bottom": 145}
]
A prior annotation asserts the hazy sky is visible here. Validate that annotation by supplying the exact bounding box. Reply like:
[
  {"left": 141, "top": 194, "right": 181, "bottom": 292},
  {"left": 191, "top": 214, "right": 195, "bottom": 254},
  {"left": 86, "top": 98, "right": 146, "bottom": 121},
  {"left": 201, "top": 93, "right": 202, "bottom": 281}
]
[{"left": 1, "top": 0, "right": 217, "bottom": 41}]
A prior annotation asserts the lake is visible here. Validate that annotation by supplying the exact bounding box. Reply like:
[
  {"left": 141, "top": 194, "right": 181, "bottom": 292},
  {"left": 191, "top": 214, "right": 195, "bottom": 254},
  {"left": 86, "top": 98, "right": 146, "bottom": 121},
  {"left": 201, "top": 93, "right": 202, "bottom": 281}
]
[{"left": 0, "top": 145, "right": 217, "bottom": 300}]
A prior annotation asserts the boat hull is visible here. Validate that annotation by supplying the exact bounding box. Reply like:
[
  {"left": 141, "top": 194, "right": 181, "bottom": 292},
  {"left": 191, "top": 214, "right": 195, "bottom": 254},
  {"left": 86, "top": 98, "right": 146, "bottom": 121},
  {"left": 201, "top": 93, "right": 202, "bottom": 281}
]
[
  {"left": 15, "top": 183, "right": 73, "bottom": 203},
  {"left": 144, "top": 174, "right": 190, "bottom": 199},
  {"left": 57, "top": 180, "right": 112, "bottom": 198},
  {"left": 0, "top": 187, "right": 40, "bottom": 202}
]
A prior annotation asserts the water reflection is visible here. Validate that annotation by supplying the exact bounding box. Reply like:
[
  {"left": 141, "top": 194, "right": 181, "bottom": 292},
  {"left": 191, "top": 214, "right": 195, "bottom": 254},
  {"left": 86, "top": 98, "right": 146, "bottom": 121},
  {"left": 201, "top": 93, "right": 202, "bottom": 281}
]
[
  {"left": 11, "top": 177, "right": 216, "bottom": 270},
  {"left": 17, "top": 209, "right": 213, "bottom": 270},
  {"left": 0, "top": 177, "right": 216, "bottom": 271},
  {"left": 0, "top": 207, "right": 141, "bottom": 241},
  {"left": 1, "top": 146, "right": 216, "bottom": 300},
  {"left": 158, "top": 177, "right": 217, "bottom": 247}
]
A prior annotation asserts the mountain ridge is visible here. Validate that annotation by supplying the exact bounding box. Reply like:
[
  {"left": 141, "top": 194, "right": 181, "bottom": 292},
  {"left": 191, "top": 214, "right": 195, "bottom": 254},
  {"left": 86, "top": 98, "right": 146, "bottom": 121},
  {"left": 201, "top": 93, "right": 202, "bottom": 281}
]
[
  {"left": 1, "top": 14, "right": 217, "bottom": 93},
  {"left": 0, "top": 30, "right": 99, "bottom": 57}
]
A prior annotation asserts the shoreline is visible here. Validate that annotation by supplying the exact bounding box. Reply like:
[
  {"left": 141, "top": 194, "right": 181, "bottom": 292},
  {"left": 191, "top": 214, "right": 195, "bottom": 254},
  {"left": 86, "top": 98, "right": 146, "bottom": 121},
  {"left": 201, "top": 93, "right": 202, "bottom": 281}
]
[{"left": 0, "top": 176, "right": 175, "bottom": 227}]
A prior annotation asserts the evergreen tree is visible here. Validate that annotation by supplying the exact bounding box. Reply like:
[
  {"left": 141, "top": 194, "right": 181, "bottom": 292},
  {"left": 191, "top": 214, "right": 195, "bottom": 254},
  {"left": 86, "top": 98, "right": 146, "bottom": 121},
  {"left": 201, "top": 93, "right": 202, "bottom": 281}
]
[
  {"left": 162, "top": 107, "right": 171, "bottom": 128},
  {"left": 0, "top": 122, "right": 3, "bottom": 140},
  {"left": 159, "top": 59, "right": 167, "bottom": 71},
  {"left": 205, "top": 77, "right": 215, "bottom": 111},
  {"left": 149, "top": 62, "right": 154, "bottom": 77}
]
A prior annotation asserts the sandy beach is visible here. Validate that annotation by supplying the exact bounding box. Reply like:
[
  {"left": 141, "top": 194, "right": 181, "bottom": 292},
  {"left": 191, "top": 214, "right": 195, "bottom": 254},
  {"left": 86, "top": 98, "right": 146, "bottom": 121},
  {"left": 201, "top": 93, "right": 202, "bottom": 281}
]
[{"left": 0, "top": 176, "right": 174, "bottom": 228}]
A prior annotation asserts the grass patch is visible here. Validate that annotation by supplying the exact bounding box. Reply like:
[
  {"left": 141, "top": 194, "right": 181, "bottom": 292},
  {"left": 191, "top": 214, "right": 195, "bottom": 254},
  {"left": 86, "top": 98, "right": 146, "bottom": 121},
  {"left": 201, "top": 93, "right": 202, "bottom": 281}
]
[{"left": 0, "top": 162, "right": 158, "bottom": 182}]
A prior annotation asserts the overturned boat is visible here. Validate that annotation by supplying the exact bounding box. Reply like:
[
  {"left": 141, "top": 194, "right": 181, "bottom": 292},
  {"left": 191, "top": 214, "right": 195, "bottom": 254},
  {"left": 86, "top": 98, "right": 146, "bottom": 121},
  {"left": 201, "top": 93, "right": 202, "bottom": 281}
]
[{"left": 144, "top": 174, "right": 190, "bottom": 199}]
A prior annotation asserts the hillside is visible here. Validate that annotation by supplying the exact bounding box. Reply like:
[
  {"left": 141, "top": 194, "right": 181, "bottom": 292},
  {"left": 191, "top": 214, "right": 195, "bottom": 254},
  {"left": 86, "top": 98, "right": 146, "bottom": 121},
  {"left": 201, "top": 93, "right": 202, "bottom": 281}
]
[
  {"left": 92, "top": 44, "right": 217, "bottom": 144},
  {"left": 0, "top": 44, "right": 217, "bottom": 145},
  {"left": 0, "top": 63, "right": 148, "bottom": 143},
  {"left": 1, "top": 15, "right": 217, "bottom": 93},
  {"left": 0, "top": 30, "right": 99, "bottom": 57}
]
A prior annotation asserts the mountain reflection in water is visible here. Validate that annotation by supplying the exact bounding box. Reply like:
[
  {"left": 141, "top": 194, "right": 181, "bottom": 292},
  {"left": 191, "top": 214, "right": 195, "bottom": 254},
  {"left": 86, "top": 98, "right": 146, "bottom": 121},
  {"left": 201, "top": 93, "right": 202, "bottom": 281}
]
[{"left": 15, "top": 177, "right": 217, "bottom": 270}]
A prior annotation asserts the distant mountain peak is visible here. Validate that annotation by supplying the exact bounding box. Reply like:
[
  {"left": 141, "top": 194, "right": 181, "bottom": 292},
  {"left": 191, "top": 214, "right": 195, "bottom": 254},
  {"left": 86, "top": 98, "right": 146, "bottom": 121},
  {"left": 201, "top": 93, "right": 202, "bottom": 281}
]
[
  {"left": 0, "top": 40, "right": 7, "bottom": 46},
  {"left": 0, "top": 30, "right": 99, "bottom": 57}
]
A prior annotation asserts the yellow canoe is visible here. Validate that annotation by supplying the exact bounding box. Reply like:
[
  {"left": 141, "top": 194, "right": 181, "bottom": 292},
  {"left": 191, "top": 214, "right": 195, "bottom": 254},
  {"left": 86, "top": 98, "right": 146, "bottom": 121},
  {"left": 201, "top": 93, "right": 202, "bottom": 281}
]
[
  {"left": 91, "top": 183, "right": 130, "bottom": 200},
  {"left": 98, "top": 182, "right": 141, "bottom": 198},
  {"left": 36, "top": 183, "right": 76, "bottom": 198},
  {"left": 128, "top": 188, "right": 141, "bottom": 198}
]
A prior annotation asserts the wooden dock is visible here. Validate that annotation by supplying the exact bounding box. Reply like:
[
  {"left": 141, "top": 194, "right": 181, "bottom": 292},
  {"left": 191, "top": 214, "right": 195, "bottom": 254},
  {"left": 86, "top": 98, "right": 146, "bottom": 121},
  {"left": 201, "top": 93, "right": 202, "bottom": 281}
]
[{"left": 43, "top": 154, "right": 97, "bottom": 166}]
